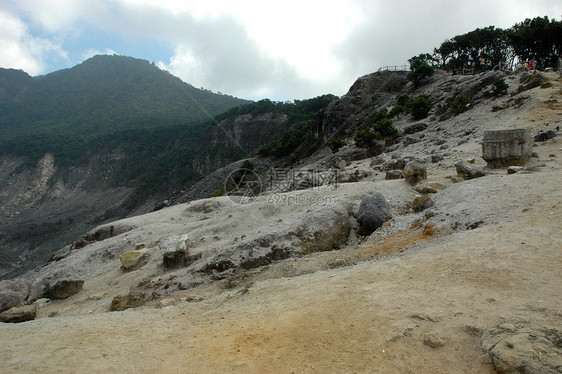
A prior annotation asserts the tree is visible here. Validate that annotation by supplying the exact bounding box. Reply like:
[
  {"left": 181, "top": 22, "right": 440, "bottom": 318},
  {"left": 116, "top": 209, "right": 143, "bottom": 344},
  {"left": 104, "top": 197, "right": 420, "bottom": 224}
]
[
  {"left": 508, "top": 16, "right": 562, "bottom": 67},
  {"left": 408, "top": 95, "right": 432, "bottom": 119},
  {"left": 407, "top": 54, "right": 435, "bottom": 87}
]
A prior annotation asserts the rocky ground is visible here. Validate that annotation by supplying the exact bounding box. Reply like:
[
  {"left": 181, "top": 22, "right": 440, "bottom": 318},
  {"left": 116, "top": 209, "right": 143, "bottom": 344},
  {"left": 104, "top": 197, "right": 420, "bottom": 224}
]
[{"left": 0, "top": 70, "right": 561, "bottom": 373}]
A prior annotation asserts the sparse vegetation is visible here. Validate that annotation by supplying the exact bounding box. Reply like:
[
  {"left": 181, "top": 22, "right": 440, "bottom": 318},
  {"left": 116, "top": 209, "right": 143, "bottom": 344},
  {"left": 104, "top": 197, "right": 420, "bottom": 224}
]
[
  {"left": 408, "top": 95, "right": 433, "bottom": 120},
  {"left": 328, "top": 138, "right": 346, "bottom": 153},
  {"left": 450, "top": 94, "right": 470, "bottom": 115},
  {"left": 492, "top": 78, "right": 509, "bottom": 96},
  {"left": 258, "top": 121, "right": 311, "bottom": 157},
  {"left": 355, "top": 108, "right": 398, "bottom": 147}
]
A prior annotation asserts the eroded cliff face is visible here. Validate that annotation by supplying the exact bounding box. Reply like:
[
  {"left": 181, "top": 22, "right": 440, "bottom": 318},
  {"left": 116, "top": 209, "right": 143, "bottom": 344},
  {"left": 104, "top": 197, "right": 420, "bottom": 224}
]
[
  {"left": 308, "top": 71, "right": 409, "bottom": 149},
  {"left": 0, "top": 153, "right": 134, "bottom": 279},
  {"left": 207, "top": 112, "right": 290, "bottom": 152},
  {"left": 0, "top": 113, "right": 293, "bottom": 279},
  {"left": 0, "top": 154, "right": 55, "bottom": 218}
]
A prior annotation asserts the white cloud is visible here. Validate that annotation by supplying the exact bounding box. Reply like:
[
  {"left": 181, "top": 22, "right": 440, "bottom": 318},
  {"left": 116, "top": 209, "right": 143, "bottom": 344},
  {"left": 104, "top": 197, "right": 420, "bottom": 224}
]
[
  {"left": 1, "top": 0, "right": 562, "bottom": 98},
  {"left": 0, "top": 10, "right": 67, "bottom": 75},
  {"left": 81, "top": 48, "right": 118, "bottom": 61}
]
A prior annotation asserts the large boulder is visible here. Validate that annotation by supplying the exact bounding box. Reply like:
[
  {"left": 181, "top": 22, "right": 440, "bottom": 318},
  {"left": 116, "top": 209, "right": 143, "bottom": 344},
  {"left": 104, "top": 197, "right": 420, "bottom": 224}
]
[
  {"left": 403, "top": 160, "right": 427, "bottom": 185},
  {"left": 45, "top": 279, "right": 84, "bottom": 300},
  {"left": 482, "top": 325, "right": 562, "bottom": 374},
  {"left": 72, "top": 224, "right": 135, "bottom": 249},
  {"left": 0, "top": 304, "right": 37, "bottom": 323},
  {"left": 482, "top": 129, "right": 532, "bottom": 167},
  {"left": 159, "top": 235, "right": 198, "bottom": 269},
  {"left": 357, "top": 194, "right": 392, "bottom": 236},
  {"left": 0, "top": 290, "right": 24, "bottom": 313}
]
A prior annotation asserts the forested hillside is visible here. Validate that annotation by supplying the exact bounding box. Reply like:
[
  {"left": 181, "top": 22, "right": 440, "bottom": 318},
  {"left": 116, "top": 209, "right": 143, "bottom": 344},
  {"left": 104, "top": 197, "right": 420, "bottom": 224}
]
[{"left": 0, "top": 55, "right": 248, "bottom": 166}]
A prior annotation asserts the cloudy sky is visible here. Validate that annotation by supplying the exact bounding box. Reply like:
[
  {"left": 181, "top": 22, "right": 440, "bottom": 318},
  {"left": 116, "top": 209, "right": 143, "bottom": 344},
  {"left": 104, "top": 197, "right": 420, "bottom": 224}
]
[{"left": 1, "top": 0, "right": 560, "bottom": 100}]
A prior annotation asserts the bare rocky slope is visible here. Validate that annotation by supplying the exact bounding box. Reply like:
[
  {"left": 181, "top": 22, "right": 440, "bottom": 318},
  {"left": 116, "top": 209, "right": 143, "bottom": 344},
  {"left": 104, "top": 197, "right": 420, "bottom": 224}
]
[{"left": 0, "top": 69, "right": 561, "bottom": 373}]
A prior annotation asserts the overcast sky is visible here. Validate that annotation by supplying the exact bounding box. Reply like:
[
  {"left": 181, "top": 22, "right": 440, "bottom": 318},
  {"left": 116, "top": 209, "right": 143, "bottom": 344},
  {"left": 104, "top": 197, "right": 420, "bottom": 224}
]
[{"left": 1, "top": 0, "right": 560, "bottom": 100}]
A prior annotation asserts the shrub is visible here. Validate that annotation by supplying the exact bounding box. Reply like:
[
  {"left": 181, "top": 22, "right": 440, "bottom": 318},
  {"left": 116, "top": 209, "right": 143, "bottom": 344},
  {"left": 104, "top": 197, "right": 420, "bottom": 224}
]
[
  {"left": 492, "top": 78, "right": 509, "bottom": 96},
  {"left": 241, "top": 159, "right": 254, "bottom": 170},
  {"left": 328, "top": 138, "right": 345, "bottom": 153},
  {"left": 355, "top": 108, "right": 398, "bottom": 147},
  {"left": 408, "top": 95, "right": 433, "bottom": 119},
  {"left": 369, "top": 108, "right": 389, "bottom": 123},
  {"left": 389, "top": 105, "right": 405, "bottom": 118},
  {"left": 354, "top": 129, "right": 381, "bottom": 146},
  {"left": 450, "top": 94, "right": 470, "bottom": 115},
  {"left": 373, "top": 117, "right": 398, "bottom": 137},
  {"left": 396, "top": 94, "right": 411, "bottom": 106}
]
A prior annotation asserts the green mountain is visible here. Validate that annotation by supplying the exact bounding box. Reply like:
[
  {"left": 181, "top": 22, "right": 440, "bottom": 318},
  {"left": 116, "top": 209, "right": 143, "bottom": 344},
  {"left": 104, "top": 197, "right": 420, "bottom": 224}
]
[
  {"left": 0, "top": 55, "right": 247, "bottom": 135},
  {"left": 0, "top": 55, "right": 249, "bottom": 165}
]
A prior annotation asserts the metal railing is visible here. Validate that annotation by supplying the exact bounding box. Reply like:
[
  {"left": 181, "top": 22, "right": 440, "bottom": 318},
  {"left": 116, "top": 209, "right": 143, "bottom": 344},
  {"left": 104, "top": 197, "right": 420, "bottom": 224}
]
[{"left": 377, "top": 65, "right": 409, "bottom": 72}]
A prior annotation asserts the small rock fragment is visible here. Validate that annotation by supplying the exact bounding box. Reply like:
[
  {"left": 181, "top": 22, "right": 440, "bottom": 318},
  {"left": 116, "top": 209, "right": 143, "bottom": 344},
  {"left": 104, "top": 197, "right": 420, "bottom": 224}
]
[
  {"left": 423, "top": 333, "right": 446, "bottom": 348},
  {"left": 455, "top": 161, "right": 486, "bottom": 179},
  {"left": 507, "top": 166, "right": 524, "bottom": 174}
]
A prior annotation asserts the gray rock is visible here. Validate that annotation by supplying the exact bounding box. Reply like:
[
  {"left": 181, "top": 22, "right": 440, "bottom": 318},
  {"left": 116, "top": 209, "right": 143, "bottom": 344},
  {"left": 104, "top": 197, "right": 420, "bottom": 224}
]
[
  {"left": 0, "top": 290, "right": 24, "bottom": 313},
  {"left": 482, "top": 129, "right": 532, "bottom": 168},
  {"left": 411, "top": 195, "right": 434, "bottom": 212},
  {"left": 403, "top": 160, "right": 427, "bottom": 185},
  {"left": 0, "top": 304, "right": 37, "bottom": 323},
  {"left": 507, "top": 166, "right": 524, "bottom": 174},
  {"left": 431, "top": 154, "right": 444, "bottom": 163},
  {"left": 327, "top": 156, "right": 347, "bottom": 170},
  {"left": 385, "top": 170, "right": 404, "bottom": 180},
  {"left": 403, "top": 136, "right": 420, "bottom": 147},
  {"left": 72, "top": 224, "right": 135, "bottom": 250},
  {"left": 357, "top": 193, "right": 392, "bottom": 236},
  {"left": 369, "top": 156, "right": 386, "bottom": 167},
  {"left": 160, "top": 235, "right": 199, "bottom": 269},
  {"left": 455, "top": 161, "right": 487, "bottom": 179},
  {"left": 404, "top": 122, "right": 428, "bottom": 135},
  {"left": 534, "top": 130, "right": 557, "bottom": 142},
  {"left": 423, "top": 333, "right": 446, "bottom": 348},
  {"left": 120, "top": 249, "right": 150, "bottom": 271},
  {"left": 381, "top": 159, "right": 407, "bottom": 171},
  {"left": 49, "top": 245, "right": 71, "bottom": 262},
  {"left": 482, "top": 325, "right": 562, "bottom": 374},
  {"left": 45, "top": 279, "right": 84, "bottom": 299}
]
